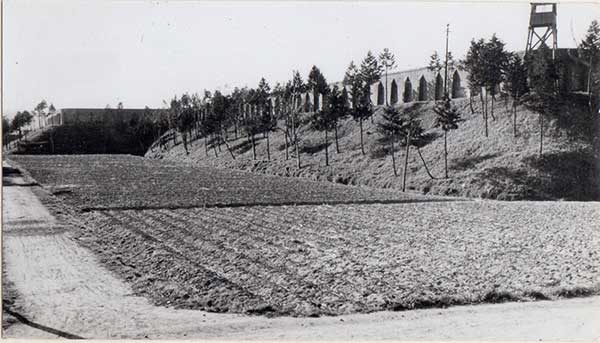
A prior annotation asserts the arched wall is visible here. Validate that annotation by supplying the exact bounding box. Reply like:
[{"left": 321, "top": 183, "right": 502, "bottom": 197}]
[{"left": 390, "top": 80, "right": 398, "bottom": 104}]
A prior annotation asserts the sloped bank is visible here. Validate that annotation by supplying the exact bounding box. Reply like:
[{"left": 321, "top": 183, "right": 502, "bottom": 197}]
[{"left": 148, "top": 97, "right": 600, "bottom": 201}]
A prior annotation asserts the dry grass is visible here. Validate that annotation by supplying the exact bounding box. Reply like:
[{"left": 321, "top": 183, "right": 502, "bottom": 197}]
[{"left": 150, "top": 97, "right": 599, "bottom": 200}]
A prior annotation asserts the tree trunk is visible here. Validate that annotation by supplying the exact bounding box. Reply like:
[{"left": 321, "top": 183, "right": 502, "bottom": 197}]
[
  {"left": 402, "top": 135, "right": 410, "bottom": 192},
  {"left": 251, "top": 133, "right": 256, "bottom": 160},
  {"left": 588, "top": 55, "right": 594, "bottom": 113},
  {"left": 222, "top": 133, "right": 236, "bottom": 160},
  {"left": 513, "top": 100, "right": 517, "bottom": 138},
  {"left": 284, "top": 129, "right": 289, "bottom": 160},
  {"left": 490, "top": 94, "right": 496, "bottom": 121},
  {"left": 204, "top": 135, "right": 208, "bottom": 157},
  {"left": 213, "top": 135, "right": 218, "bottom": 158},
  {"left": 484, "top": 93, "right": 489, "bottom": 138},
  {"left": 416, "top": 147, "right": 435, "bottom": 180},
  {"left": 469, "top": 95, "right": 475, "bottom": 114},
  {"left": 334, "top": 121, "right": 340, "bottom": 153},
  {"left": 294, "top": 118, "right": 300, "bottom": 169},
  {"left": 266, "top": 131, "right": 271, "bottom": 161},
  {"left": 49, "top": 133, "right": 55, "bottom": 154},
  {"left": 385, "top": 69, "right": 389, "bottom": 106},
  {"left": 444, "top": 130, "right": 449, "bottom": 178},
  {"left": 539, "top": 113, "right": 544, "bottom": 156},
  {"left": 182, "top": 133, "right": 189, "bottom": 154},
  {"left": 292, "top": 125, "right": 302, "bottom": 169},
  {"left": 479, "top": 91, "right": 485, "bottom": 117},
  {"left": 391, "top": 139, "right": 397, "bottom": 176},
  {"left": 359, "top": 118, "right": 365, "bottom": 155},
  {"left": 325, "top": 130, "right": 329, "bottom": 166}
]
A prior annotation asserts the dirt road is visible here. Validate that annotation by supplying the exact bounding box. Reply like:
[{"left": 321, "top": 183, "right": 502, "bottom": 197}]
[{"left": 3, "top": 182, "right": 600, "bottom": 339}]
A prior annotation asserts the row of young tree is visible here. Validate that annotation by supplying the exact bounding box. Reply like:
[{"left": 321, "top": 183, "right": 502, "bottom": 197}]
[
  {"left": 2, "top": 100, "right": 57, "bottom": 148},
  {"left": 161, "top": 49, "right": 393, "bottom": 168},
  {"left": 157, "top": 20, "right": 599, "bottom": 187},
  {"left": 462, "top": 20, "right": 599, "bottom": 155}
]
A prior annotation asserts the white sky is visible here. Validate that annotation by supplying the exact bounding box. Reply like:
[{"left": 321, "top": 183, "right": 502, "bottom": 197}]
[{"left": 3, "top": 0, "right": 599, "bottom": 114}]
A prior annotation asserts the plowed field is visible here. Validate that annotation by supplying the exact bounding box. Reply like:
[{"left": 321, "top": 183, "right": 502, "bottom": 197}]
[
  {"left": 77, "top": 203, "right": 600, "bottom": 316},
  {"left": 9, "top": 155, "right": 600, "bottom": 317},
  {"left": 10, "top": 155, "right": 440, "bottom": 210}
]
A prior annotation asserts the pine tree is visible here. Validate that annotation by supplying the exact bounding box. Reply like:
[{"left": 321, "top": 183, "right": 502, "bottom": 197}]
[
  {"left": 344, "top": 61, "right": 370, "bottom": 155},
  {"left": 290, "top": 71, "right": 306, "bottom": 168},
  {"left": 503, "top": 53, "right": 529, "bottom": 137},
  {"left": 333, "top": 86, "right": 350, "bottom": 154},
  {"left": 579, "top": 20, "right": 600, "bottom": 112},
  {"left": 359, "top": 51, "right": 383, "bottom": 122},
  {"left": 307, "top": 66, "right": 328, "bottom": 112},
  {"left": 310, "top": 85, "right": 341, "bottom": 166},
  {"left": 398, "top": 105, "right": 424, "bottom": 191},
  {"left": 463, "top": 39, "right": 487, "bottom": 124},
  {"left": 427, "top": 51, "right": 443, "bottom": 75},
  {"left": 377, "top": 106, "right": 406, "bottom": 176},
  {"left": 482, "top": 34, "right": 509, "bottom": 123},
  {"left": 379, "top": 48, "right": 396, "bottom": 106},
  {"left": 433, "top": 94, "right": 462, "bottom": 178},
  {"left": 526, "top": 43, "right": 559, "bottom": 156}
]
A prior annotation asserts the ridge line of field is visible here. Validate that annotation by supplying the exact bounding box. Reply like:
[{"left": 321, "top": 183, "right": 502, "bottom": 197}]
[{"left": 79, "top": 197, "right": 468, "bottom": 212}]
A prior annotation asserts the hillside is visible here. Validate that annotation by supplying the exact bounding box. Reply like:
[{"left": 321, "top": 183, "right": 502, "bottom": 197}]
[
  {"left": 11, "top": 122, "right": 152, "bottom": 155},
  {"left": 147, "top": 95, "right": 599, "bottom": 201}
]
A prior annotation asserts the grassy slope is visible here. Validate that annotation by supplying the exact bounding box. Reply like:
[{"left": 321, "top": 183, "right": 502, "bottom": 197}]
[
  {"left": 12, "top": 123, "right": 148, "bottom": 155},
  {"left": 148, "top": 96, "right": 599, "bottom": 200}
]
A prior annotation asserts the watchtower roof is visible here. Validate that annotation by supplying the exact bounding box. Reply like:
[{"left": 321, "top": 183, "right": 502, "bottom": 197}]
[{"left": 529, "top": 2, "right": 557, "bottom": 28}]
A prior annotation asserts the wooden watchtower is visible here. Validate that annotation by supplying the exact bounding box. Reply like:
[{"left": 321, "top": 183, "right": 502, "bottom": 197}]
[{"left": 525, "top": 3, "right": 557, "bottom": 59}]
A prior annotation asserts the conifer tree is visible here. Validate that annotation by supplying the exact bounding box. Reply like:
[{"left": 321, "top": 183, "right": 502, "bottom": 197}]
[
  {"left": 463, "top": 39, "right": 487, "bottom": 125},
  {"left": 503, "top": 53, "right": 529, "bottom": 137},
  {"left": 482, "top": 34, "right": 509, "bottom": 123},
  {"left": 379, "top": 48, "right": 396, "bottom": 105},
  {"left": 377, "top": 106, "right": 405, "bottom": 176},
  {"left": 344, "top": 61, "right": 370, "bottom": 155},
  {"left": 290, "top": 71, "right": 306, "bottom": 168},
  {"left": 433, "top": 94, "right": 462, "bottom": 178},
  {"left": 307, "top": 66, "right": 328, "bottom": 112},
  {"left": 526, "top": 43, "right": 560, "bottom": 156},
  {"left": 359, "top": 51, "right": 383, "bottom": 122},
  {"left": 579, "top": 20, "right": 600, "bottom": 112},
  {"left": 310, "top": 85, "right": 341, "bottom": 166}
]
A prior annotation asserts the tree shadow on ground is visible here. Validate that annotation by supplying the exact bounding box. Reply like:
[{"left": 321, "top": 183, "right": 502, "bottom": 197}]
[
  {"left": 370, "top": 138, "right": 393, "bottom": 159},
  {"left": 475, "top": 149, "right": 599, "bottom": 200},
  {"left": 300, "top": 140, "right": 330, "bottom": 154},
  {"left": 230, "top": 139, "right": 253, "bottom": 154},
  {"left": 229, "top": 136, "right": 266, "bottom": 154},
  {"left": 451, "top": 153, "right": 501, "bottom": 172},
  {"left": 524, "top": 149, "right": 599, "bottom": 200},
  {"left": 523, "top": 93, "right": 597, "bottom": 142},
  {"left": 416, "top": 132, "right": 441, "bottom": 147},
  {"left": 475, "top": 166, "right": 542, "bottom": 200}
]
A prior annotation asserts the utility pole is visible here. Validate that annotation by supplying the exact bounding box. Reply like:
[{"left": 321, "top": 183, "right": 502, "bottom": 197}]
[{"left": 444, "top": 23, "right": 450, "bottom": 96}]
